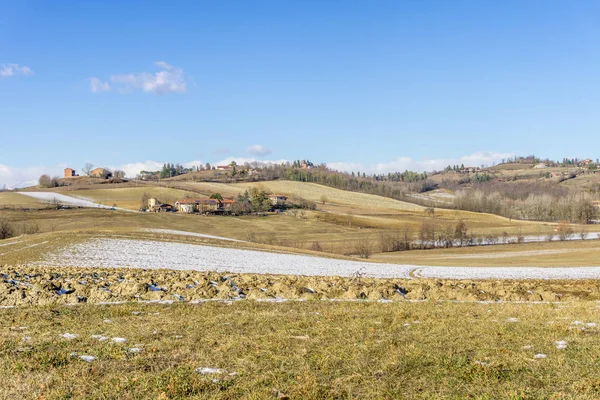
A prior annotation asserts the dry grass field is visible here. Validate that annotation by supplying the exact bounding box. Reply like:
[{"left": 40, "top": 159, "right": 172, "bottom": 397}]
[
  {"left": 0, "top": 192, "right": 45, "bottom": 207},
  {"left": 160, "top": 180, "right": 574, "bottom": 236},
  {"left": 61, "top": 186, "right": 202, "bottom": 210},
  {"left": 373, "top": 239, "right": 600, "bottom": 267},
  {"left": 3, "top": 300, "right": 600, "bottom": 399},
  {"left": 3, "top": 178, "right": 600, "bottom": 258}
]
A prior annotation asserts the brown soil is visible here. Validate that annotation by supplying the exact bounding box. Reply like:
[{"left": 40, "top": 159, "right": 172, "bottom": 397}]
[{"left": 2, "top": 265, "right": 600, "bottom": 306}]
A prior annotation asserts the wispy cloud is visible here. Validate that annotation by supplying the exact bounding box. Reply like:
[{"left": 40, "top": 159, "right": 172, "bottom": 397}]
[
  {"left": 326, "top": 152, "right": 514, "bottom": 174},
  {"left": 0, "top": 64, "right": 33, "bottom": 78},
  {"left": 247, "top": 145, "right": 272, "bottom": 157},
  {"left": 106, "top": 61, "right": 187, "bottom": 94},
  {"left": 90, "top": 77, "right": 110, "bottom": 93}
]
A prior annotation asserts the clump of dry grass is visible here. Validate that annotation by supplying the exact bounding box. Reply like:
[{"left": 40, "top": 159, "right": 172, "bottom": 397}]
[{"left": 2, "top": 301, "right": 600, "bottom": 399}]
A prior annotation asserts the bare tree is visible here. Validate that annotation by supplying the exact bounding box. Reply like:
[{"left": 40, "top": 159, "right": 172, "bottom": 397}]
[
  {"left": 82, "top": 163, "right": 94, "bottom": 176},
  {"left": 454, "top": 220, "right": 468, "bottom": 246},
  {"left": 38, "top": 174, "right": 53, "bottom": 188},
  {"left": 140, "top": 192, "right": 151, "bottom": 211},
  {"left": 557, "top": 221, "right": 574, "bottom": 241},
  {"left": 112, "top": 170, "right": 126, "bottom": 183},
  {"left": 355, "top": 239, "right": 373, "bottom": 259}
]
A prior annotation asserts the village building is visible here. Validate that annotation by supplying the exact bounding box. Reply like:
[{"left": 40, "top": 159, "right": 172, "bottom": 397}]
[
  {"left": 460, "top": 166, "right": 480, "bottom": 174},
  {"left": 269, "top": 194, "right": 287, "bottom": 206},
  {"left": 64, "top": 168, "right": 76, "bottom": 178},
  {"left": 300, "top": 160, "right": 313, "bottom": 169},
  {"left": 151, "top": 204, "right": 173, "bottom": 212},
  {"left": 174, "top": 197, "right": 236, "bottom": 213},
  {"left": 174, "top": 198, "right": 197, "bottom": 213},
  {"left": 216, "top": 165, "right": 231, "bottom": 171},
  {"left": 90, "top": 167, "right": 113, "bottom": 178},
  {"left": 220, "top": 199, "right": 235, "bottom": 211},
  {"left": 147, "top": 197, "right": 173, "bottom": 212}
]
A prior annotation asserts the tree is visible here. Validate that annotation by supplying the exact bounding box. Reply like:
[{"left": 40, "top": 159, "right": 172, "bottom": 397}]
[
  {"left": 140, "top": 192, "right": 151, "bottom": 211},
  {"left": 210, "top": 193, "right": 223, "bottom": 201},
  {"left": 557, "top": 221, "right": 574, "bottom": 241},
  {"left": 38, "top": 174, "right": 54, "bottom": 188},
  {"left": 82, "top": 163, "right": 94, "bottom": 176},
  {"left": 113, "top": 170, "right": 125, "bottom": 182},
  {"left": 454, "top": 220, "right": 468, "bottom": 246},
  {"left": 355, "top": 239, "right": 373, "bottom": 259},
  {"left": 249, "top": 187, "right": 271, "bottom": 213},
  {"left": 320, "top": 195, "right": 328, "bottom": 205}
]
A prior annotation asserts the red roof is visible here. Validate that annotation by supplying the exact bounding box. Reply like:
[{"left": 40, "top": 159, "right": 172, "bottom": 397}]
[{"left": 176, "top": 198, "right": 201, "bottom": 204}]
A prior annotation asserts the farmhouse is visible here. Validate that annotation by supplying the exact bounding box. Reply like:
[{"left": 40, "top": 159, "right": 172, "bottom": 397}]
[
  {"left": 174, "top": 198, "right": 197, "bottom": 213},
  {"left": 269, "top": 194, "right": 287, "bottom": 206},
  {"left": 90, "top": 167, "right": 112, "bottom": 179},
  {"left": 216, "top": 165, "right": 231, "bottom": 171},
  {"left": 64, "top": 168, "right": 76, "bottom": 178},
  {"left": 151, "top": 204, "right": 173, "bottom": 212},
  {"left": 174, "top": 198, "right": 236, "bottom": 213},
  {"left": 147, "top": 197, "right": 172, "bottom": 212}
]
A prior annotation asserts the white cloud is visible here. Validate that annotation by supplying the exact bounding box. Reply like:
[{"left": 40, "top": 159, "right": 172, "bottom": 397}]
[
  {"left": 214, "top": 157, "right": 290, "bottom": 167},
  {"left": 115, "top": 161, "right": 165, "bottom": 178},
  {"left": 90, "top": 77, "right": 111, "bottom": 93},
  {"left": 0, "top": 164, "right": 62, "bottom": 189},
  {"left": 247, "top": 145, "right": 271, "bottom": 157},
  {"left": 109, "top": 61, "right": 187, "bottom": 94},
  {"left": 326, "top": 152, "right": 515, "bottom": 174},
  {"left": 0, "top": 64, "right": 33, "bottom": 78}
]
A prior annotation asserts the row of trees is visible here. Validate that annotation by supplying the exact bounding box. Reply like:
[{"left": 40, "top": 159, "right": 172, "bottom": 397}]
[{"left": 453, "top": 190, "right": 597, "bottom": 223}]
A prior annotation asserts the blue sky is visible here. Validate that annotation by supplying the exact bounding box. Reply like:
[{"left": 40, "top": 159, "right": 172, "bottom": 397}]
[{"left": 2, "top": 0, "right": 600, "bottom": 186}]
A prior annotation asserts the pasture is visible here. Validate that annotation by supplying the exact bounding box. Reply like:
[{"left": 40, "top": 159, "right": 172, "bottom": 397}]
[{"left": 2, "top": 300, "right": 600, "bottom": 399}]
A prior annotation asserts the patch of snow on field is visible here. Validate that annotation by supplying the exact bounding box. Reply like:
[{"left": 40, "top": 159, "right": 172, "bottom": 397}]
[
  {"left": 412, "top": 265, "right": 600, "bottom": 280},
  {"left": 18, "top": 192, "right": 130, "bottom": 211},
  {"left": 0, "top": 240, "right": 22, "bottom": 247},
  {"left": 39, "top": 238, "right": 415, "bottom": 278},
  {"left": 36, "top": 238, "right": 600, "bottom": 280},
  {"left": 141, "top": 229, "right": 242, "bottom": 242}
]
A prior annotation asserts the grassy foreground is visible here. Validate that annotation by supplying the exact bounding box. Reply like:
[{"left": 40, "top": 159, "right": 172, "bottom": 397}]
[{"left": 2, "top": 300, "right": 600, "bottom": 399}]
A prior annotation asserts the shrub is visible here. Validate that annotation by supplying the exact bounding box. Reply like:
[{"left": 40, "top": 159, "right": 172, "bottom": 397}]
[
  {"left": 557, "top": 221, "right": 574, "bottom": 241},
  {"left": 16, "top": 222, "right": 39, "bottom": 235},
  {"left": 0, "top": 219, "right": 14, "bottom": 240},
  {"left": 311, "top": 241, "right": 323, "bottom": 252},
  {"left": 355, "top": 240, "right": 373, "bottom": 259},
  {"left": 38, "top": 174, "right": 55, "bottom": 188}
]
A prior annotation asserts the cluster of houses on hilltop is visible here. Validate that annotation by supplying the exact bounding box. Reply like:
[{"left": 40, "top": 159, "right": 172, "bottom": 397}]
[
  {"left": 146, "top": 194, "right": 288, "bottom": 214},
  {"left": 63, "top": 167, "right": 112, "bottom": 179}
]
